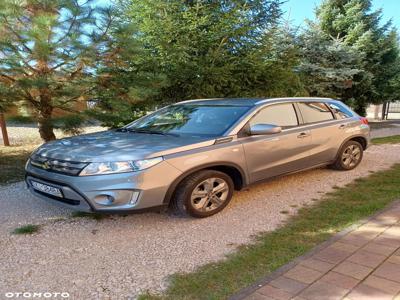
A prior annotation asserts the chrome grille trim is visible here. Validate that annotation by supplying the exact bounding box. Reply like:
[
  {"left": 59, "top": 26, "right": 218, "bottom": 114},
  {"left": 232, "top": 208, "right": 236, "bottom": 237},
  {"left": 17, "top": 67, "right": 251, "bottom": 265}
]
[{"left": 30, "top": 154, "right": 88, "bottom": 176}]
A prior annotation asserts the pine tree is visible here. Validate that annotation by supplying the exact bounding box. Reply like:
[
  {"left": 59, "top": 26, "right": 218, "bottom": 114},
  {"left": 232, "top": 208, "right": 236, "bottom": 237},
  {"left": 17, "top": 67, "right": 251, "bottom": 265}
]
[
  {"left": 299, "top": 22, "right": 368, "bottom": 104},
  {"left": 123, "top": 0, "right": 287, "bottom": 100},
  {"left": 235, "top": 23, "right": 305, "bottom": 97},
  {"left": 92, "top": 0, "right": 306, "bottom": 127},
  {"left": 90, "top": 20, "right": 168, "bottom": 128},
  {"left": 312, "top": 0, "right": 400, "bottom": 114},
  {"left": 0, "top": 0, "right": 112, "bottom": 141}
]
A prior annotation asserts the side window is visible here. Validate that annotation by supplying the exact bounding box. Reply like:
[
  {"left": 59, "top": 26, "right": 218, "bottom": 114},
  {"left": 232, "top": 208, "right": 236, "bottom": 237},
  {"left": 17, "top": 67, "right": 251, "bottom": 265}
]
[
  {"left": 249, "top": 103, "right": 298, "bottom": 128},
  {"left": 328, "top": 102, "right": 353, "bottom": 119},
  {"left": 298, "top": 102, "right": 334, "bottom": 124}
]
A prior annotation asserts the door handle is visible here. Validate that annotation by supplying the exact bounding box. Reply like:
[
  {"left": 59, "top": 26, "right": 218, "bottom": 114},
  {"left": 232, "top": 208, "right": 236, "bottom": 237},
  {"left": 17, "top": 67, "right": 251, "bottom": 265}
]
[
  {"left": 339, "top": 124, "right": 347, "bottom": 129},
  {"left": 297, "top": 132, "right": 310, "bottom": 138}
]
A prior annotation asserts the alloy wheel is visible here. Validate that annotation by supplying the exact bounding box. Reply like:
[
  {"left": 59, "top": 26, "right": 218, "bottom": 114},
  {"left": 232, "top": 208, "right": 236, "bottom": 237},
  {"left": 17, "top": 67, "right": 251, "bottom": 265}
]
[
  {"left": 190, "top": 177, "right": 230, "bottom": 212},
  {"left": 342, "top": 144, "right": 361, "bottom": 168}
]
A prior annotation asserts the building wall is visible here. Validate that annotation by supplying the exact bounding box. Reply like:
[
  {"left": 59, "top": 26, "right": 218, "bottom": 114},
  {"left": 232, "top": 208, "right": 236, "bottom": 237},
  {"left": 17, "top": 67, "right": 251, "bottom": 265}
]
[
  {"left": 387, "top": 113, "right": 400, "bottom": 119},
  {"left": 366, "top": 102, "right": 400, "bottom": 120},
  {"left": 366, "top": 104, "right": 383, "bottom": 120}
]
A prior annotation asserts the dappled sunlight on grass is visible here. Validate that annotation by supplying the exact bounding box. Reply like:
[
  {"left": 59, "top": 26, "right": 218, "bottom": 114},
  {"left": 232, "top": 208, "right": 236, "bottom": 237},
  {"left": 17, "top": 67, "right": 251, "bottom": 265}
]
[{"left": 0, "top": 144, "right": 38, "bottom": 185}]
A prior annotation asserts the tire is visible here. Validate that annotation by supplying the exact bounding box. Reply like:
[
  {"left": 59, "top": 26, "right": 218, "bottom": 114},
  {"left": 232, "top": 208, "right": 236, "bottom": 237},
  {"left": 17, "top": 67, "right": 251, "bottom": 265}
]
[
  {"left": 331, "top": 140, "right": 363, "bottom": 171},
  {"left": 170, "top": 170, "right": 234, "bottom": 218}
]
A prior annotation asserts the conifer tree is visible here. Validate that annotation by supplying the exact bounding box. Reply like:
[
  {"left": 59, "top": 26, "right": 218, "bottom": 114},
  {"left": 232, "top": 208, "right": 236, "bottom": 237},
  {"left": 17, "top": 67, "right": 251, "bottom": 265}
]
[
  {"left": 0, "top": 0, "right": 112, "bottom": 141},
  {"left": 308, "top": 0, "right": 400, "bottom": 114}
]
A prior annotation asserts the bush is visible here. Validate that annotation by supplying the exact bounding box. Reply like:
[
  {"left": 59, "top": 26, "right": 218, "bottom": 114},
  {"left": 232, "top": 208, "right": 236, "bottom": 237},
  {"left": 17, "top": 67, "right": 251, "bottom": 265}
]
[
  {"left": 6, "top": 115, "right": 34, "bottom": 124},
  {"left": 52, "top": 115, "right": 85, "bottom": 136},
  {"left": 86, "top": 101, "right": 162, "bottom": 128}
]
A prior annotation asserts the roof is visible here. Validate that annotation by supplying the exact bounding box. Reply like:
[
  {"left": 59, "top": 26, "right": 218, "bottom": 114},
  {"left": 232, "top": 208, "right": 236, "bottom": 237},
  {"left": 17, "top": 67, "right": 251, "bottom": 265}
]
[{"left": 178, "top": 97, "right": 334, "bottom": 106}]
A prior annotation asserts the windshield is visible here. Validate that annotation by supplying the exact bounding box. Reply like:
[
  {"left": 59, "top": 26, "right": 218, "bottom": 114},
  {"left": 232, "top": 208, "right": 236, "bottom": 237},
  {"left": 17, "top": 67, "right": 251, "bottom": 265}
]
[{"left": 125, "top": 104, "right": 251, "bottom": 136}]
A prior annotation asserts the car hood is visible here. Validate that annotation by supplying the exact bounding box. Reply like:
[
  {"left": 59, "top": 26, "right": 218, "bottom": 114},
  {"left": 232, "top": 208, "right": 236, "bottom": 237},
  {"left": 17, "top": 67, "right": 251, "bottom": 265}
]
[{"left": 34, "top": 130, "right": 216, "bottom": 162}]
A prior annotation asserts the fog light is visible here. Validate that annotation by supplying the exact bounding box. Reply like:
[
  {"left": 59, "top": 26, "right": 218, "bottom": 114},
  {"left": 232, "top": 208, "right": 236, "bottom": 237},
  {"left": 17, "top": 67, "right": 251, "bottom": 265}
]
[
  {"left": 94, "top": 194, "right": 115, "bottom": 206},
  {"left": 130, "top": 191, "right": 140, "bottom": 205}
]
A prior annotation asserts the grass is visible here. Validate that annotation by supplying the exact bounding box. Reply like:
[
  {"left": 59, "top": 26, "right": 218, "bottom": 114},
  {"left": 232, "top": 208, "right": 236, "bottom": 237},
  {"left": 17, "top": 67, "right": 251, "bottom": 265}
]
[
  {"left": 371, "top": 135, "right": 400, "bottom": 145},
  {"left": 12, "top": 224, "right": 40, "bottom": 235},
  {"left": 0, "top": 144, "right": 38, "bottom": 185},
  {"left": 139, "top": 164, "right": 400, "bottom": 300},
  {"left": 71, "top": 211, "right": 108, "bottom": 220}
]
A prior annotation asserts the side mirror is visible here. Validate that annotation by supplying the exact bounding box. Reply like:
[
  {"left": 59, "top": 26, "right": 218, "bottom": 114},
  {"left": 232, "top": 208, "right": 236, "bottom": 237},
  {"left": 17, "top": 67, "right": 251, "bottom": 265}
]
[{"left": 250, "top": 124, "right": 282, "bottom": 135}]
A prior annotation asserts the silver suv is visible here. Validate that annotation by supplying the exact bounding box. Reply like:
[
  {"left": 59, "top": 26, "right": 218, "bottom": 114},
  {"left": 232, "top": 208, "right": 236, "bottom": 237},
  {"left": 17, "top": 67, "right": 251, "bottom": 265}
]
[{"left": 25, "top": 98, "right": 370, "bottom": 218}]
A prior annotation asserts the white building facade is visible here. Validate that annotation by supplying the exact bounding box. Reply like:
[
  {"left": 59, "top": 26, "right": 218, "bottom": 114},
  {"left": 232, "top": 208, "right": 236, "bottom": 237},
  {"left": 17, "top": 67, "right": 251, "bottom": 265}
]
[{"left": 366, "top": 101, "right": 400, "bottom": 120}]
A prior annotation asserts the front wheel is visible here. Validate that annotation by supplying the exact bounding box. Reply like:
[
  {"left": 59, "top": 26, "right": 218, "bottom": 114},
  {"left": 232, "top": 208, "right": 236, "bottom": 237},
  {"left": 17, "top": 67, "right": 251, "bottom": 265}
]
[
  {"left": 331, "top": 140, "right": 363, "bottom": 170},
  {"left": 170, "top": 170, "right": 234, "bottom": 218}
]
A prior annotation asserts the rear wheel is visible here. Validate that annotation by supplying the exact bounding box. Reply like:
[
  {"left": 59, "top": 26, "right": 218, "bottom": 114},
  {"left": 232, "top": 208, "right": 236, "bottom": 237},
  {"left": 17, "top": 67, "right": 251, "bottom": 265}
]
[
  {"left": 331, "top": 140, "right": 363, "bottom": 170},
  {"left": 170, "top": 170, "right": 234, "bottom": 218}
]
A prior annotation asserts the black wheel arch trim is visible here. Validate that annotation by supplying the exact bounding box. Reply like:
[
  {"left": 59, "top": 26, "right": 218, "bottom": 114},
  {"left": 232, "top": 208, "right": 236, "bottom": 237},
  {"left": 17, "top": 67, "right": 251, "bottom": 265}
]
[
  {"left": 163, "top": 161, "right": 248, "bottom": 205},
  {"left": 336, "top": 135, "right": 368, "bottom": 159}
]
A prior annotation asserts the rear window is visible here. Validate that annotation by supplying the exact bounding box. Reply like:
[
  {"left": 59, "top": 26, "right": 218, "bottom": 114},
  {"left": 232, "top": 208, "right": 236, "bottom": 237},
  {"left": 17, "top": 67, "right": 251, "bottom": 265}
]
[
  {"left": 328, "top": 102, "right": 354, "bottom": 119},
  {"left": 298, "top": 102, "right": 334, "bottom": 124}
]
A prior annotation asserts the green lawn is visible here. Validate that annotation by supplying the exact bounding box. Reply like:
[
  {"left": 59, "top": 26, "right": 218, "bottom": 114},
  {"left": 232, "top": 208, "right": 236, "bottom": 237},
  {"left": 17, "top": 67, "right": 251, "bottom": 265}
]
[
  {"left": 371, "top": 135, "right": 400, "bottom": 145},
  {"left": 140, "top": 164, "right": 400, "bottom": 300}
]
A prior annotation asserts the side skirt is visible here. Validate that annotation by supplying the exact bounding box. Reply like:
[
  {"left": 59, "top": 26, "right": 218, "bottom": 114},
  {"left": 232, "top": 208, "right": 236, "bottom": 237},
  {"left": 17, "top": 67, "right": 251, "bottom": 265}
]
[{"left": 243, "top": 161, "right": 334, "bottom": 189}]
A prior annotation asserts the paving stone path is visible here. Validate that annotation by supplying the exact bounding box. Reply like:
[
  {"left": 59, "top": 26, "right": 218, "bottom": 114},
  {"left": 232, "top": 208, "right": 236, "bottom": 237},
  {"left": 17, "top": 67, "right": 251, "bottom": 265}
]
[{"left": 236, "top": 201, "right": 400, "bottom": 300}]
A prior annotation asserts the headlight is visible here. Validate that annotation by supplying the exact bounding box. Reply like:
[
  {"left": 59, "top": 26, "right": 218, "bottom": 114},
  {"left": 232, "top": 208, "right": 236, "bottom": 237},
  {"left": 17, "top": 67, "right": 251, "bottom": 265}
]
[{"left": 79, "top": 157, "right": 163, "bottom": 176}]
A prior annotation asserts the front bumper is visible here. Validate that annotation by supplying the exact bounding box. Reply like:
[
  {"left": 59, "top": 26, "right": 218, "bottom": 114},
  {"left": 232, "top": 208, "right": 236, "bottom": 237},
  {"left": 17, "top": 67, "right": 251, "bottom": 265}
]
[{"left": 25, "top": 160, "right": 182, "bottom": 212}]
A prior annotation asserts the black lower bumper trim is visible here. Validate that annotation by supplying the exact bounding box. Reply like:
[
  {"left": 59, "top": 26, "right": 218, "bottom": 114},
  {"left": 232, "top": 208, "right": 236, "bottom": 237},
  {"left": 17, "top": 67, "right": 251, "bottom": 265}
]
[
  {"left": 25, "top": 172, "right": 93, "bottom": 210},
  {"left": 33, "top": 189, "right": 80, "bottom": 205}
]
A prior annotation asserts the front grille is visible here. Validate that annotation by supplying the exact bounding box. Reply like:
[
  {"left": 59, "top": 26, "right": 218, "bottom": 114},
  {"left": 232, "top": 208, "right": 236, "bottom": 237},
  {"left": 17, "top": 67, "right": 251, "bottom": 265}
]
[{"left": 30, "top": 154, "right": 88, "bottom": 176}]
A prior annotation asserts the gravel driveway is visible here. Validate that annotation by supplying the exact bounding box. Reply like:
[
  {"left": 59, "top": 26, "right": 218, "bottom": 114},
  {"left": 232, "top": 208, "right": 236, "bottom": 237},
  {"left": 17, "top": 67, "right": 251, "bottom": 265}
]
[{"left": 1, "top": 144, "right": 400, "bottom": 299}]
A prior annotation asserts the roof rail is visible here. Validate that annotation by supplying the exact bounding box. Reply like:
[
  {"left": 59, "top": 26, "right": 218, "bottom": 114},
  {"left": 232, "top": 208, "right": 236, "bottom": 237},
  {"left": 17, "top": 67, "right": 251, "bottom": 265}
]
[{"left": 255, "top": 97, "right": 333, "bottom": 105}]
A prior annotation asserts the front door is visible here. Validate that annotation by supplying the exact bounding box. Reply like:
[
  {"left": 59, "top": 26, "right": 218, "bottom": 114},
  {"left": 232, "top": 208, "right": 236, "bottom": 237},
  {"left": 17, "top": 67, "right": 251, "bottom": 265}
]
[{"left": 240, "top": 102, "right": 312, "bottom": 183}]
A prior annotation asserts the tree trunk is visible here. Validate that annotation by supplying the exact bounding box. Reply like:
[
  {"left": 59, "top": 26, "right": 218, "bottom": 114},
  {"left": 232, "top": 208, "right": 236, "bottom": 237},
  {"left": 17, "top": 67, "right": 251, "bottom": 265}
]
[
  {"left": 37, "top": 106, "right": 56, "bottom": 142},
  {"left": 0, "top": 113, "right": 10, "bottom": 146}
]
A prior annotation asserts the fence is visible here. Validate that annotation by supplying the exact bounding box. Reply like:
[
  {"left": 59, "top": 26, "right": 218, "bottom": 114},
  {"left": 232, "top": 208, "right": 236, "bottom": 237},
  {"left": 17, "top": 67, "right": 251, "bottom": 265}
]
[{"left": 382, "top": 101, "right": 400, "bottom": 120}]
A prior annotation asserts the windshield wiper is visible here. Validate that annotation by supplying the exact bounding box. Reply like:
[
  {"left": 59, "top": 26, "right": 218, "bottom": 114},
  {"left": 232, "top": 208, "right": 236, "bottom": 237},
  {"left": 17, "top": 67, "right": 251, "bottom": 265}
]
[{"left": 121, "top": 128, "right": 179, "bottom": 137}]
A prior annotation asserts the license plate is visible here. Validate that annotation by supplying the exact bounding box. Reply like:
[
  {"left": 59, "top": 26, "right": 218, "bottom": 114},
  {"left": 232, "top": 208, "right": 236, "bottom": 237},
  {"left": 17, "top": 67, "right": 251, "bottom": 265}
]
[{"left": 31, "top": 181, "right": 63, "bottom": 198}]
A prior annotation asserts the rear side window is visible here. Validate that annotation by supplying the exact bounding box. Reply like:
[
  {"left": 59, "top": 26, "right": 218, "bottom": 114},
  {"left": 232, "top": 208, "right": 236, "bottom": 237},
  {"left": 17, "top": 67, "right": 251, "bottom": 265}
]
[
  {"left": 298, "top": 102, "right": 334, "bottom": 124},
  {"left": 328, "top": 102, "right": 354, "bottom": 119},
  {"left": 250, "top": 103, "right": 298, "bottom": 128}
]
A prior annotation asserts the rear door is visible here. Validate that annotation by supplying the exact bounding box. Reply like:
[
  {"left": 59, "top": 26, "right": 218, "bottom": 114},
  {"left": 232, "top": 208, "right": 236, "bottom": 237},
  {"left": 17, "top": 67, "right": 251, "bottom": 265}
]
[
  {"left": 296, "top": 101, "right": 349, "bottom": 164},
  {"left": 240, "top": 102, "right": 312, "bottom": 183}
]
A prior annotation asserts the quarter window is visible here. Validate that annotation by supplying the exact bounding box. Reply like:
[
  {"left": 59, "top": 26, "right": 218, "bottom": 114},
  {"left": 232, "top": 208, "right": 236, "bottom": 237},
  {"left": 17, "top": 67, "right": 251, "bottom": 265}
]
[
  {"left": 298, "top": 102, "right": 334, "bottom": 124},
  {"left": 249, "top": 103, "right": 298, "bottom": 128},
  {"left": 328, "top": 102, "right": 353, "bottom": 119}
]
